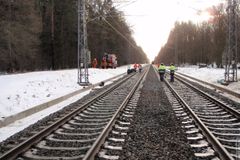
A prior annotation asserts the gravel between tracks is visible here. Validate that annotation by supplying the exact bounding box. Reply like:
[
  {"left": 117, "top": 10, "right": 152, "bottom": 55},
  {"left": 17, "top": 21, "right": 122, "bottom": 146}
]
[{"left": 119, "top": 66, "right": 195, "bottom": 160}]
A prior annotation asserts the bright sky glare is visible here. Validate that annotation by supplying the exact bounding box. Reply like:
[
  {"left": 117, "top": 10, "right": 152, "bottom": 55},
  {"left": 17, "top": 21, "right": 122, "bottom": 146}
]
[{"left": 118, "top": 0, "right": 224, "bottom": 62}]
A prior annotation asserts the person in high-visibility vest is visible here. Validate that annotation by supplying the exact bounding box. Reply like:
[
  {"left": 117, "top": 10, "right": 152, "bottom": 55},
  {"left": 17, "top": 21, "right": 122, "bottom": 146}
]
[
  {"left": 158, "top": 63, "right": 166, "bottom": 81},
  {"left": 169, "top": 63, "right": 176, "bottom": 82}
]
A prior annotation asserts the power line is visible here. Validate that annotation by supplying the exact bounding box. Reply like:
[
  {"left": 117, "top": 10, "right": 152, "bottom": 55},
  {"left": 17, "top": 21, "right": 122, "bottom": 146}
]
[
  {"left": 85, "top": 1, "right": 140, "bottom": 50},
  {"left": 176, "top": 0, "right": 224, "bottom": 12},
  {"left": 113, "top": 0, "right": 138, "bottom": 10},
  {"left": 101, "top": 17, "right": 138, "bottom": 49},
  {"left": 85, "top": 0, "right": 148, "bottom": 63}
]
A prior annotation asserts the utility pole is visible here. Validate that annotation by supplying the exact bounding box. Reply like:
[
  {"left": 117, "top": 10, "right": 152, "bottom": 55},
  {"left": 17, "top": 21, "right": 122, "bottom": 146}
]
[
  {"left": 223, "top": 0, "right": 238, "bottom": 82},
  {"left": 77, "top": 0, "right": 90, "bottom": 86}
]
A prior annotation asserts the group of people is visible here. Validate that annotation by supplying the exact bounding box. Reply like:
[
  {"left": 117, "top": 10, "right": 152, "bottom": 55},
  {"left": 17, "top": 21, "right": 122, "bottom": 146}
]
[
  {"left": 91, "top": 57, "right": 111, "bottom": 69},
  {"left": 158, "top": 63, "right": 176, "bottom": 82},
  {"left": 133, "top": 63, "right": 142, "bottom": 72},
  {"left": 127, "top": 63, "right": 143, "bottom": 74},
  {"left": 92, "top": 56, "right": 107, "bottom": 69},
  {"left": 92, "top": 54, "right": 117, "bottom": 69},
  {"left": 92, "top": 57, "right": 108, "bottom": 69}
]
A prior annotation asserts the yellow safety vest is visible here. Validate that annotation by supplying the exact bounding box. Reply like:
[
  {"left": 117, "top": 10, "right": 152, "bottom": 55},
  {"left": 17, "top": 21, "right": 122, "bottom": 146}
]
[{"left": 169, "top": 65, "right": 175, "bottom": 71}]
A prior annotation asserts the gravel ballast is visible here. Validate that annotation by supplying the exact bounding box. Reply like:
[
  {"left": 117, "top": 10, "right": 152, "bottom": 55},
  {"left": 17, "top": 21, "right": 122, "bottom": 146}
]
[{"left": 119, "top": 66, "right": 195, "bottom": 160}]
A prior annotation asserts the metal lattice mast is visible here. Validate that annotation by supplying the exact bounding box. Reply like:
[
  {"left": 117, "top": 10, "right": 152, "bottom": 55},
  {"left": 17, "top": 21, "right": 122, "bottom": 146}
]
[
  {"left": 77, "top": 0, "right": 90, "bottom": 86},
  {"left": 224, "top": 0, "right": 238, "bottom": 82}
]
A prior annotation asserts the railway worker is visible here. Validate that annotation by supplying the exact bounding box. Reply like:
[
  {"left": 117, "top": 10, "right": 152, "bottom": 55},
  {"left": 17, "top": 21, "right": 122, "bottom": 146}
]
[
  {"left": 169, "top": 63, "right": 176, "bottom": 82},
  {"left": 113, "top": 59, "right": 117, "bottom": 68},
  {"left": 101, "top": 56, "right": 107, "bottom": 69},
  {"left": 133, "top": 63, "right": 138, "bottom": 72},
  {"left": 138, "top": 64, "right": 142, "bottom": 72},
  {"left": 92, "top": 58, "right": 98, "bottom": 68},
  {"left": 158, "top": 63, "right": 166, "bottom": 81}
]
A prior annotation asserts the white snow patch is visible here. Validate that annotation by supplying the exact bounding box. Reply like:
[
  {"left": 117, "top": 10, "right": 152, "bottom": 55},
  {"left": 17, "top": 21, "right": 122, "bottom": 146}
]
[
  {"left": 0, "top": 67, "right": 128, "bottom": 118},
  {"left": 0, "top": 64, "right": 239, "bottom": 142},
  {"left": 177, "top": 66, "right": 240, "bottom": 94},
  {"left": 0, "top": 66, "right": 131, "bottom": 141}
]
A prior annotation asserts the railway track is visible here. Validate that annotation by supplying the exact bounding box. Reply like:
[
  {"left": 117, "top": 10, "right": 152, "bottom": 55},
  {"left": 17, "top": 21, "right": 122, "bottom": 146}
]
[
  {"left": 162, "top": 73, "right": 240, "bottom": 160},
  {"left": 0, "top": 66, "right": 149, "bottom": 160}
]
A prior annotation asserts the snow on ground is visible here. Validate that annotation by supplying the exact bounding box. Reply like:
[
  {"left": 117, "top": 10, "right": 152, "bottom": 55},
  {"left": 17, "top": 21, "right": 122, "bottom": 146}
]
[
  {"left": 177, "top": 66, "right": 240, "bottom": 94},
  {"left": 0, "top": 91, "right": 91, "bottom": 142},
  {"left": 0, "top": 64, "right": 239, "bottom": 142},
  {"left": 0, "top": 66, "right": 131, "bottom": 142},
  {"left": 0, "top": 67, "right": 129, "bottom": 118}
]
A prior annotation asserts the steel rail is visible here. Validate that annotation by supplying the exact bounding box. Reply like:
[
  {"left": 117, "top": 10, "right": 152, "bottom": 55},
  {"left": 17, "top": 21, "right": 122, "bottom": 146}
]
[
  {"left": 175, "top": 75, "right": 240, "bottom": 119},
  {"left": 0, "top": 72, "right": 127, "bottom": 128},
  {"left": 164, "top": 78, "right": 234, "bottom": 160},
  {"left": 83, "top": 65, "right": 149, "bottom": 160},
  {"left": 0, "top": 72, "right": 137, "bottom": 160},
  {"left": 176, "top": 72, "right": 240, "bottom": 99}
]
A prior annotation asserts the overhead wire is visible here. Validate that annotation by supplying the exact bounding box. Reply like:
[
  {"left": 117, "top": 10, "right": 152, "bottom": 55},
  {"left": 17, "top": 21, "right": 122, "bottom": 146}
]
[
  {"left": 101, "top": 17, "right": 138, "bottom": 49},
  {"left": 86, "top": 0, "right": 139, "bottom": 23},
  {"left": 113, "top": 0, "right": 138, "bottom": 10},
  {"left": 176, "top": 0, "right": 226, "bottom": 12},
  {"left": 85, "top": 0, "right": 141, "bottom": 50}
]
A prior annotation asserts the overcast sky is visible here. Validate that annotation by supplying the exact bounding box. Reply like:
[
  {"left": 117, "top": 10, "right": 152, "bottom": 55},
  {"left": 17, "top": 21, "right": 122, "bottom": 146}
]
[{"left": 118, "top": 0, "right": 224, "bottom": 61}]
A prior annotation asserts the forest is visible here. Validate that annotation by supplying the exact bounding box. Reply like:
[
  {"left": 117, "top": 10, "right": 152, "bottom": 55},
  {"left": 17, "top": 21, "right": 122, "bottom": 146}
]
[
  {"left": 0, "top": 0, "right": 148, "bottom": 72},
  {"left": 154, "top": 3, "right": 239, "bottom": 67}
]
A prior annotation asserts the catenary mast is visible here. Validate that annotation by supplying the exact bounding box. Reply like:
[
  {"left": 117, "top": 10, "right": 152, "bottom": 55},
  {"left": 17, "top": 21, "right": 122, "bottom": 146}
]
[
  {"left": 223, "top": 0, "right": 238, "bottom": 82},
  {"left": 77, "top": 0, "right": 90, "bottom": 86}
]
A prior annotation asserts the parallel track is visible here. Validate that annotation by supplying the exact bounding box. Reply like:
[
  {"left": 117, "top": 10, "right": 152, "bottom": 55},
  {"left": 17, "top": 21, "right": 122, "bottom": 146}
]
[
  {"left": 0, "top": 66, "right": 149, "bottom": 160},
  {"left": 162, "top": 73, "right": 240, "bottom": 160}
]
